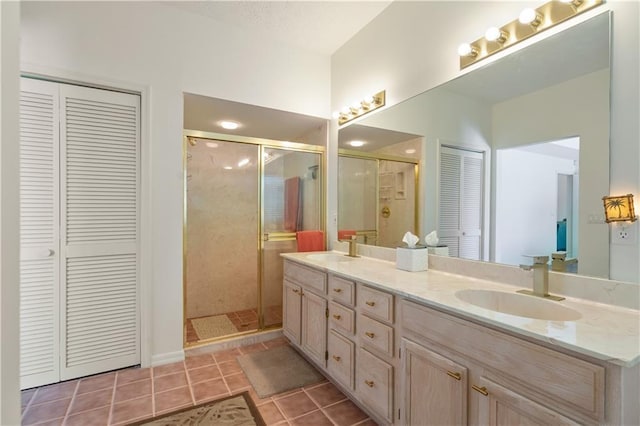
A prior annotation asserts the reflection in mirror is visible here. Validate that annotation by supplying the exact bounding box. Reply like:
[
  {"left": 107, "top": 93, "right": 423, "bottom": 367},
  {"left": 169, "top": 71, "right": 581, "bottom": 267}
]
[
  {"left": 338, "top": 13, "right": 611, "bottom": 279},
  {"left": 338, "top": 126, "right": 421, "bottom": 248}
]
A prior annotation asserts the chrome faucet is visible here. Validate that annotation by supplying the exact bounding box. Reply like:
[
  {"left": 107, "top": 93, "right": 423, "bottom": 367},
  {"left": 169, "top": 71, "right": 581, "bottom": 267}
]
[
  {"left": 339, "top": 235, "right": 359, "bottom": 257},
  {"left": 517, "top": 255, "right": 565, "bottom": 301}
]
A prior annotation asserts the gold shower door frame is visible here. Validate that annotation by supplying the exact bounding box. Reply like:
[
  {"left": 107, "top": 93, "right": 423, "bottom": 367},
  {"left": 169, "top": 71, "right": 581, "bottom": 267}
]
[{"left": 183, "top": 130, "right": 325, "bottom": 348}]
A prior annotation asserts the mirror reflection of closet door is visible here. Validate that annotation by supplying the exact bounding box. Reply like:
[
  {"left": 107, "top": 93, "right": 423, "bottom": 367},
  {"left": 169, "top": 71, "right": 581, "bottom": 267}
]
[{"left": 261, "top": 147, "right": 322, "bottom": 329}]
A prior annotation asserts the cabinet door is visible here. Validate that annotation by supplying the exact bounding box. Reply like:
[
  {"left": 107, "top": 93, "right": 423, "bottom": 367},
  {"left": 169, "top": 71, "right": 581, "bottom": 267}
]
[
  {"left": 283, "top": 280, "right": 302, "bottom": 345},
  {"left": 302, "top": 290, "right": 327, "bottom": 367},
  {"left": 401, "top": 338, "right": 467, "bottom": 426},
  {"left": 476, "top": 377, "right": 580, "bottom": 426}
]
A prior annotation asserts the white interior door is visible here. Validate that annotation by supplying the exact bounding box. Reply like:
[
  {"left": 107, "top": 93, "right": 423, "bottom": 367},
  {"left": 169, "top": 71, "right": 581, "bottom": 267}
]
[
  {"left": 59, "top": 84, "right": 140, "bottom": 380},
  {"left": 438, "top": 146, "right": 484, "bottom": 260},
  {"left": 19, "top": 78, "right": 61, "bottom": 389},
  {"left": 19, "top": 78, "right": 141, "bottom": 387}
]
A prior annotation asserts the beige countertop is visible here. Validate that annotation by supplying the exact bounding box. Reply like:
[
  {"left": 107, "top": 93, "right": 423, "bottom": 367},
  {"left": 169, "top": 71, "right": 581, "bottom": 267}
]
[{"left": 282, "top": 251, "right": 640, "bottom": 367}]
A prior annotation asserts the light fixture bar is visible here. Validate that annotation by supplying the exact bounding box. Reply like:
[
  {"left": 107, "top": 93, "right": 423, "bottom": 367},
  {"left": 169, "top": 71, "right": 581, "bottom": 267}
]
[
  {"left": 338, "top": 90, "right": 386, "bottom": 125},
  {"left": 459, "top": 0, "right": 604, "bottom": 69}
]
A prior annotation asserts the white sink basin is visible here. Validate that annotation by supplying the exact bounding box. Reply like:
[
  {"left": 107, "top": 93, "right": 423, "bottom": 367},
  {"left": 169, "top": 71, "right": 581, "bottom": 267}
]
[
  {"left": 455, "top": 289, "right": 582, "bottom": 321},
  {"left": 306, "top": 253, "right": 355, "bottom": 262}
]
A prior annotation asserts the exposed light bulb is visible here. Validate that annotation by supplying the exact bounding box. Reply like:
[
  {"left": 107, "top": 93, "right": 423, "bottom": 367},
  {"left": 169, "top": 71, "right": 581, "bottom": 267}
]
[
  {"left": 348, "top": 140, "right": 366, "bottom": 147},
  {"left": 341, "top": 106, "right": 350, "bottom": 115},
  {"left": 519, "top": 8, "right": 541, "bottom": 26},
  {"left": 484, "top": 26, "right": 501, "bottom": 42},
  {"left": 457, "top": 43, "right": 476, "bottom": 57},
  {"left": 332, "top": 111, "right": 340, "bottom": 119},
  {"left": 220, "top": 121, "right": 239, "bottom": 130}
]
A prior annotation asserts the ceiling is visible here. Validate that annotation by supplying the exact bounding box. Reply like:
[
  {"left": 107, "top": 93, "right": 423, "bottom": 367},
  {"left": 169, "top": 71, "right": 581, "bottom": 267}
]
[{"left": 163, "top": 1, "right": 393, "bottom": 55}]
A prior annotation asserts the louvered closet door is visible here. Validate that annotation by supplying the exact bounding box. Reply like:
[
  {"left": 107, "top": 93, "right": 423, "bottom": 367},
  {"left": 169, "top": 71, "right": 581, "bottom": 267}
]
[
  {"left": 438, "top": 146, "right": 483, "bottom": 260},
  {"left": 19, "top": 78, "right": 61, "bottom": 389},
  {"left": 59, "top": 84, "right": 140, "bottom": 380}
]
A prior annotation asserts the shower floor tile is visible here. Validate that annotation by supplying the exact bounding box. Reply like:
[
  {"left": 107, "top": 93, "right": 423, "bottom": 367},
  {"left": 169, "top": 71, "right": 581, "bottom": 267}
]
[{"left": 186, "top": 306, "right": 282, "bottom": 344}]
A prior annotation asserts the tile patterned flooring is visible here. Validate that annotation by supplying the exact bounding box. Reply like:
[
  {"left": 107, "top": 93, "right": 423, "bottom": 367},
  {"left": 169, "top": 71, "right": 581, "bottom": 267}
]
[
  {"left": 21, "top": 337, "right": 377, "bottom": 426},
  {"left": 186, "top": 306, "right": 283, "bottom": 343}
]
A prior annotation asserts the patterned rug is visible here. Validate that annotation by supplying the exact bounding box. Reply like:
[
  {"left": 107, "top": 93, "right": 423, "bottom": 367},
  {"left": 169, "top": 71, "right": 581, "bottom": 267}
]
[
  {"left": 129, "top": 392, "right": 265, "bottom": 426},
  {"left": 237, "top": 345, "right": 325, "bottom": 398},
  {"left": 191, "top": 315, "right": 238, "bottom": 340}
]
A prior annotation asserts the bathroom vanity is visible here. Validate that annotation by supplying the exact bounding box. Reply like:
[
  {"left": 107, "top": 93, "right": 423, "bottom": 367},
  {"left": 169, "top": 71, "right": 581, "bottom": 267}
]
[{"left": 281, "top": 251, "right": 639, "bottom": 426}]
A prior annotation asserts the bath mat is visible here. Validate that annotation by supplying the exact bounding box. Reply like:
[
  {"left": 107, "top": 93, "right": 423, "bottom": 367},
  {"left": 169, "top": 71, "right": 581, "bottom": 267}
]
[
  {"left": 191, "top": 315, "right": 238, "bottom": 340},
  {"left": 237, "top": 345, "right": 324, "bottom": 398},
  {"left": 128, "top": 391, "right": 265, "bottom": 426}
]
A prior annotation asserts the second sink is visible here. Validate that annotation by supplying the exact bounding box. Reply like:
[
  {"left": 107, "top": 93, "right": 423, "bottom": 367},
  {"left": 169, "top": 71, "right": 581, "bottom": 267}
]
[{"left": 455, "top": 289, "right": 582, "bottom": 321}]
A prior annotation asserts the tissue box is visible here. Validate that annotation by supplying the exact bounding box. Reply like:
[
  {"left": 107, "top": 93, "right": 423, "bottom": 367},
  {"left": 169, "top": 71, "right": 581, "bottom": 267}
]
[{"left": 396, "top": 247, "right": 428, "bottom": 272}]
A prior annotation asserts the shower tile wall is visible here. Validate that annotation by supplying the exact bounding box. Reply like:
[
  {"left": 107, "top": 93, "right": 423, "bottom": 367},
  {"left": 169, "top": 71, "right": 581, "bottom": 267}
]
[{"left": 186, "top": 141, "right": 259, "bottom": 320}]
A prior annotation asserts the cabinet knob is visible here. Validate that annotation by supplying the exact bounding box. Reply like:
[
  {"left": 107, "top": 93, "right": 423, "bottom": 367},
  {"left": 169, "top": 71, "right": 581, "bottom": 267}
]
[
  {"left": 292, "top": 288, "right": 300, "bottom": 294},
  {"left": 472, "top": 385, "right": 489, "bottom": 396},
  {"left": 365, "top": 301, "right": 376, "bottom": 307},
  {"left": 446, "top": 371, "right": 461, "bottom": 381},
  {"left": 333, "top": 288, "right": 342, "bottom": 293},
  {"left": 364, "top": 380, "right": 375, "bottom": 388},
  {"left": 332, "top": 314, "right": 341, "bottom": 320},
  {"left": 364, "top": 332, "right": 375, "bottom": 339},
  {"left": 332, "top": 355, "right": 341, "bottom": 362}
]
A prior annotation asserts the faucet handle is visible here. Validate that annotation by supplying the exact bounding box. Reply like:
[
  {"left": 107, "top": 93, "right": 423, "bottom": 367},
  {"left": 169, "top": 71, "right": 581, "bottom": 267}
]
[{"left": 523, "top": 254, "right": 549, "bottom": 265}]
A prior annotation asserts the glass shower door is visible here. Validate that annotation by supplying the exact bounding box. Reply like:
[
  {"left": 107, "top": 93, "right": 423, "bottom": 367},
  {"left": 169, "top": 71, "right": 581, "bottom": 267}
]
[{"left": 261, "top": 147, "right": 323, "bottom": 329}]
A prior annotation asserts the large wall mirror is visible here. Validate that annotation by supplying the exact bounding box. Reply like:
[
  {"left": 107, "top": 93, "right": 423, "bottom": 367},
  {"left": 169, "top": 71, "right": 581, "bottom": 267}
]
[{"left": 337, "top": 12, "right": 611, "bottom": 279}]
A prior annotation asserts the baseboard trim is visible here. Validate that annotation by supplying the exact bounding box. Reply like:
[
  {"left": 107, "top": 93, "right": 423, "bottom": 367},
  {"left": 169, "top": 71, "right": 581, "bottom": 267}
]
[{"left": 151, "top": 350, "right": 185, "bottom": 367}]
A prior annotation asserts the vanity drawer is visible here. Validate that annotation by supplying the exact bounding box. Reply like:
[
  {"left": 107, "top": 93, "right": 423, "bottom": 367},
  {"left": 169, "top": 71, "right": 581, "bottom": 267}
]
[
  {"left": 358, "top": 285, "right": 394, "bottom": 323},
  {"left": 329, "top": 301, "right": 355, "bottom": 335},
  {"left": 357, "top": 347, "right": 393, "bottom": 422},
  {"left": 328, "top": 330, "right": 355, "bottom": 391},
  {"left": 400, "top": 300, "right": 605, "bottom": 422},
  {"left": 329, "top": 275, "right": 355, "bottom": 306},
  {"left": 359, "top": 314, "right": 393, "bottom": 357},
  {"left": 284, "top": 260, "right": 327, "bottom": 295}
]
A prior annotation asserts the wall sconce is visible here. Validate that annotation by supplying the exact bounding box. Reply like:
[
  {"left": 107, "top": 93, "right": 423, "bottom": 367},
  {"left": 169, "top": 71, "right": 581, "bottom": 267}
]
[
  {"left": 602, "top": 194, "right": 637, "bottom": 223},
  {"left": 459, "top": 0, "right": 604, "bottom": 69},
  {"left": 337, "top": 90, "right": 386, "bottom": 125}
]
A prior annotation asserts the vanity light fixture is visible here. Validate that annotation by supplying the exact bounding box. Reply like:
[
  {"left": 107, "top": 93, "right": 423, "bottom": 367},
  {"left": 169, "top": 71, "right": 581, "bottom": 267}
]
[
  {"left": 459, "top": 0, "right": 604, "bottom": 69},
  {"left": 602, "top": 194, "right": 637, "bottom": 223},
  {"left": 337, "top": 90, "right": 385, "bottom": 125}
]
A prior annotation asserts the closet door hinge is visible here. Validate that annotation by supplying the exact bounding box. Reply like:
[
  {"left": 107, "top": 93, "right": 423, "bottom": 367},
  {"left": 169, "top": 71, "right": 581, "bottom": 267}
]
[
  {"left": 325, "top": 308, "right": 329, "bottom": 318},
  {"left": 325, "top": 351, "right": 328, "bottom": 361}
]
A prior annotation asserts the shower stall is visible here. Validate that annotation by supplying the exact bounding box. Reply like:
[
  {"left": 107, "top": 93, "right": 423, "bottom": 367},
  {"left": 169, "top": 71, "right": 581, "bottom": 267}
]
[{"left": 183, "top": 133, "right": 323, "bottom": 345}]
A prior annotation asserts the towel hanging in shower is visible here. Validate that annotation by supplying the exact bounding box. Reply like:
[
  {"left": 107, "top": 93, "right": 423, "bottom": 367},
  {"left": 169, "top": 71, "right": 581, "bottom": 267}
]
[
  {"left": 296, "top": 230, "right": 325, "bottom": 252},
  {"left": 284, "top": 177, "right": 302, "bottom": 232}
]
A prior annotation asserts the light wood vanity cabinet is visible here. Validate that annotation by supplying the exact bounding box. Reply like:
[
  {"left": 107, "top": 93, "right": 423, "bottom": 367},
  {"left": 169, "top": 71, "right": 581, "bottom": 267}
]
[
  {"left": 399, "top": 299, "right": 605, "bottom": 426},
  {"left": 282, "top": 261, "right": 327, "bottom": 368},
  {"left": 327, "top": 275, "right": 357, "bottom": 391}
]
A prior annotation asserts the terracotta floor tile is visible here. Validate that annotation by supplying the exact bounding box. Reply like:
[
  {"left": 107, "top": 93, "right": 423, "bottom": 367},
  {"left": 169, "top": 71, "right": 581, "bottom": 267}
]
[
  {"left": 24, "top": 418, "right": 63, "bottom": 426},
  {"left": 218, "top": 359, "right": 243, "bottom": 376},
  {"left": 354, "top": 419, "right": 379, "bottom": 426},
  {"left": 191, "top": 378, "right": 229, "bottom": 403},
  {"left": 114, "top": 379, "right": 151, "bottom": 403},
  {"left": 246, "top": 387, "right": 272, "bottom": 406},
  {"left": 110, "top": 395, "right": 152, "bottom": 425},
  {"left": 305, "top": 382, "right": 347, "bottom": 407},
  {"left": 184, "top": 353, "right": 215, "bottom": 369},
  {"left": 212, "top": 348, "right": 241, "bottom": 363},
  {"left": 116, "top": 367, "right": 151, "bottom": 386},
  {"left": 187, "top": 364, "right": 221, "bottom": 384},
  {"left": 323, "top": 399, "right": 369, "bottom": 426},
  {"left": 154, "top": 371, "right": 188, "bottom": 393},
  {"left": 257, "top": 401, "right": 286, "bottom": 424},
  {"left": 68, "top": 388, "right": 113, "bottom": 415},
  {"left": 21, "top": 388, "right": 36, "bottom": 407},
  {"left": 76, "top": 372, "right": 116, "bottom": 395},
  {"left": 22, "top": 398, "right": 70, "bottom": 425},
  {"left": 275, "top": 391, "right": 318, "bottom": 419},
  {"left": 289, "top": 409, "right": 334, "bottom": 426},
  {"left": 152, "top": 361, "right": 185, "bottom": 377},
  {"left": 64, "top": 405, "right": 110, "bottom": 426},
  {"left": 225, "top": 372, "right": 251, "bottom": 392},
  {"left": 31, "top": 381, "right": 76, "bottom": 404},
  {"left": 154, "top": 386, "right": 193, "bottom": 414}
]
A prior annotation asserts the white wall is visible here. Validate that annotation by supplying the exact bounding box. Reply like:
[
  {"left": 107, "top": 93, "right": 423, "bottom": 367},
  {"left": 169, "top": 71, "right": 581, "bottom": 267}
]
[
  {"left": 332, "top": 1, "right": 639, "bottom": 283},
  {"left": 0, "top": 2, "right": 21, "bottom": 424},
  {"left": 495, "top": 149, "right": 575, "bottom": 266},
  {"left": 20, "top": 1, "right": 332, "bottom": 366}
]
